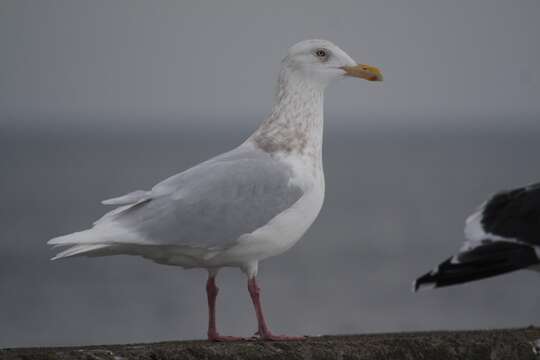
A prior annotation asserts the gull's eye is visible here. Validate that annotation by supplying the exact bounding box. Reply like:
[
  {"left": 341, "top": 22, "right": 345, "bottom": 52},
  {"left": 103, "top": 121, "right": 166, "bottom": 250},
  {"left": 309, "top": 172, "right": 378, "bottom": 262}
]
[{"left": 314, "top": 48, "right": 329, "bottom": 60}]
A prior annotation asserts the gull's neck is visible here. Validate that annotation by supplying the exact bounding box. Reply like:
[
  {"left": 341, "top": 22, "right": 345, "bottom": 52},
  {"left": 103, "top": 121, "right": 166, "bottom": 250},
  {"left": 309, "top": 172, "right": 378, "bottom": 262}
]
[{"left": 249, "top": 66, "right": 324, "bottom": 163}]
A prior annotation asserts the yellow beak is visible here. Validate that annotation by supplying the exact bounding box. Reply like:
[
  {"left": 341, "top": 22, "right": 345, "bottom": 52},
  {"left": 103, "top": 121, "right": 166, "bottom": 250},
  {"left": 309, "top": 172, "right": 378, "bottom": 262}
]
[{"left": 341, "top": 64, "right": 383, "bottom": 82}]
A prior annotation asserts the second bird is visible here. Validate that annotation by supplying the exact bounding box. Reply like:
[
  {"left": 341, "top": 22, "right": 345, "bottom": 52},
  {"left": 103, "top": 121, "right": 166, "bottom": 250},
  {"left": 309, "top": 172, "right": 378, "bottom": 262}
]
[{"left": 415, "top": 182, "right": 540, "bottom": 291}]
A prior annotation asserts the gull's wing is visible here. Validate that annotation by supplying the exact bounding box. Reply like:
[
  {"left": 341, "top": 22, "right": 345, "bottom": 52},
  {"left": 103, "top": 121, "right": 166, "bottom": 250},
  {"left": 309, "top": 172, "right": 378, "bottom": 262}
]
[
  {"left": 413, "top": 183, "right": 540, "bottom": 291},
  {"left": 467, "top": 182, "right": 540, "bottom": 246},
  {"left": 89, "top": 145, "right": 304, "bottom": 250}
]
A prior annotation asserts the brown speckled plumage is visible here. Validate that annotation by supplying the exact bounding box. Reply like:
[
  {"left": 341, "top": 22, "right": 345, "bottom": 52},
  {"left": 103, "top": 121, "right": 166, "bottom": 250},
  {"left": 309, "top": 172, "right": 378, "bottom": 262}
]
[{"left": 250, "top": 65, "right": 324, "bottom": 165}]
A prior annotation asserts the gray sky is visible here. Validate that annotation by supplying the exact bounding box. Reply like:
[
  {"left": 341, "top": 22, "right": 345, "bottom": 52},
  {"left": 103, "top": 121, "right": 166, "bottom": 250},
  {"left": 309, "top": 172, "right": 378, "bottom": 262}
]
[{"left": 1, "top": 0, "right": 540, "bottom": 125}]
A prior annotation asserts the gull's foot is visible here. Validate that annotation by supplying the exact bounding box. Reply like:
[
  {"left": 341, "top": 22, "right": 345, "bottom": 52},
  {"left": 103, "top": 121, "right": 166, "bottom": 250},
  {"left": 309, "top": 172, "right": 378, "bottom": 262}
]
[
  {"left": 253, "top": 331, "right": 305, "bottom": 341},
  {"left": 208, "top": 333, "right": 246, "bottom": 342},
  {"left": 262, "top": 334, "right": 305, "bottom": 341}
]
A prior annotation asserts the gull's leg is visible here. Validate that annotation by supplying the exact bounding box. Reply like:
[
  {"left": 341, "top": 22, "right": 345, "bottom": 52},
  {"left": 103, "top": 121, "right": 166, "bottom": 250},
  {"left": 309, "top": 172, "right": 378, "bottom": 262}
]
[
  {"left": 247, "top": 276, "right": 305, "bottom": 341},
  {"left": 206, "top": 271, "right": 243, "bottom": 341}
]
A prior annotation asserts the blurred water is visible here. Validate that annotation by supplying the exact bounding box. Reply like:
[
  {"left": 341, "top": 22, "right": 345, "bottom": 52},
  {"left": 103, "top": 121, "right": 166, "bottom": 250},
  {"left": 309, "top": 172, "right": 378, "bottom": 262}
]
[{"left": 1, "top": 119, "right": 540, "bottom": 347}]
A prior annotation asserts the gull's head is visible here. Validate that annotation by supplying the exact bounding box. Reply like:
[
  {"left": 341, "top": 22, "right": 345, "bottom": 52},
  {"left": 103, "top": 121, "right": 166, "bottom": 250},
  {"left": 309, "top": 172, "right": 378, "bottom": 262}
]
[{"left": 283, "top": 39, "right": 383, "bottom": 87}]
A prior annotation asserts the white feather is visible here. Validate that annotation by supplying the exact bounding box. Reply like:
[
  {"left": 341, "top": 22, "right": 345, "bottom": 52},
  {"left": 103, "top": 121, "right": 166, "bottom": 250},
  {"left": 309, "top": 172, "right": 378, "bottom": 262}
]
[
  {"left": 102, "top": 190, "right": 149, "bottom": 205},
  {"left": 51, "top": 244, "right": 111, "bottom": 260}
]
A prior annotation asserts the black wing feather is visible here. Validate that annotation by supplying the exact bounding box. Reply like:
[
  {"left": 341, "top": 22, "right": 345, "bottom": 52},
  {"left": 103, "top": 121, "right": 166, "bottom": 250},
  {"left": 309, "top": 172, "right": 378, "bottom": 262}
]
[
  {"left": 414, "top": 242, "right": 539, "bottom": 291},
  {"left": 482, "top": 182, "right": 540, "bottom": 245}
]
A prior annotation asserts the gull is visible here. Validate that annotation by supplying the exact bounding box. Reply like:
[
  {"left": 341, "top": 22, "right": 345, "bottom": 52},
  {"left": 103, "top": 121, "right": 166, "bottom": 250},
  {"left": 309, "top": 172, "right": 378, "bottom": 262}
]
[
  {"left": 414, "top": 182, "right": 540, "bottom": 291},
  {"left": 48, "top": 39, "right": 383, "bottom": 341}
]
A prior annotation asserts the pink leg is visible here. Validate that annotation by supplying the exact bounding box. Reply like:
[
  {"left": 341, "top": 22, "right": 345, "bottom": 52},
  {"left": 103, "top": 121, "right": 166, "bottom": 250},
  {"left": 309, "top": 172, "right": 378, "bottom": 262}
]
[
  {"left": 206, "top": 276, "right": 244, "bottom": 342},
  {"left": 247, "top": 277, "right": 305, "bottom": 341}
]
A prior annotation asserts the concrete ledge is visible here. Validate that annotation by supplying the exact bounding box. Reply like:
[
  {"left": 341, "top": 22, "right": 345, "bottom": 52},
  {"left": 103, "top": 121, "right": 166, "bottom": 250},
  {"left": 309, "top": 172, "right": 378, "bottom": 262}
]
[{"left": 2, "top": 327, "right": 540, "bottom": 360}]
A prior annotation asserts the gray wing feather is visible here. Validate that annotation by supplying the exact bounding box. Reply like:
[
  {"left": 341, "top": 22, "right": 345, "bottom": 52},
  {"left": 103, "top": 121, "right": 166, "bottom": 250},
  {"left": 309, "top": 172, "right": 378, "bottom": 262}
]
[{"left": 103, "top": 146, "right": 303, "bottom": 249}]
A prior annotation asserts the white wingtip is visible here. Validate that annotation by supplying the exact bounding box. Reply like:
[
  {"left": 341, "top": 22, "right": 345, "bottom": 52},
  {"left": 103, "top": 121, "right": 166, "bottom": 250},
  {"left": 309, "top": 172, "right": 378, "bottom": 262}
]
[
  {"left": 50, "top": 244, "right": 110, "bottom": 260},
  {"left": 102, "top": 190, "right": 148, "bottom": 205},
  {"left": 47, "top": 230, "right": 92, "bottom": 246}
]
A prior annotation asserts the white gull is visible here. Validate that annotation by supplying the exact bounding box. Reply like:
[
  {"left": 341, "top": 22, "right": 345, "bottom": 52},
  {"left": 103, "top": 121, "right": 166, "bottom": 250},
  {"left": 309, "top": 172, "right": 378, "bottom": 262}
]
[{"left": 48, "top": 39, "right": 383, "bottom": 341}]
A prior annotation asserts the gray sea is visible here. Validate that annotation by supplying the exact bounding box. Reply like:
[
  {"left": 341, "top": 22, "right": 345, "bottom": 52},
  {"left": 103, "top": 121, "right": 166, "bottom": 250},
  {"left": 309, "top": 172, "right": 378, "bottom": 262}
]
[{"left": 1, "top": 117, "right": 540, "bottom": 347}]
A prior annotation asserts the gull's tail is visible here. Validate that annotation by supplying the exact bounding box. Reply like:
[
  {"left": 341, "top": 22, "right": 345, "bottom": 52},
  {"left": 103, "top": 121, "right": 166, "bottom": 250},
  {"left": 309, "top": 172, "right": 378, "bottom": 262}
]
[
  {"left": 50, "top": 243, "right": 112, "bottom": 260},
  {"left": 413, "top": 241, "right": 539, "bottom": 292},
  {"left": 46, "top": 222, "right": 144, "bottom": 261},
  {"left": 48, "top": 191, "right": 150, "bottom": 260},
  {"left": 47, "top": 229, "right": 114, "bottom": 260}
]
